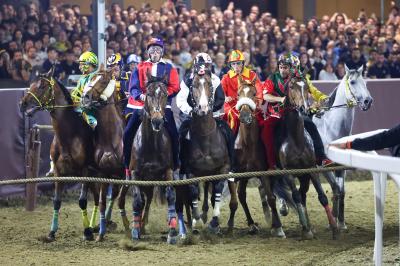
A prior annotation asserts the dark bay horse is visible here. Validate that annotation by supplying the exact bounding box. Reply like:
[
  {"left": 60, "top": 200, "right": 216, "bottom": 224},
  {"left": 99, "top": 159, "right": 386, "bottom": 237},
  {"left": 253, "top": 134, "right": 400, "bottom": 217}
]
[
  {"left": 233, "top": 77, "right": 285, "bottom": 237},
  {"left": 123, "top": 72, "right": 177, "bottom": 244},
  {"left": 276, "top": 75, "right": 338, "bottom": 239},
  {"left": 181, "top": 73, "right": 230, "bottom": 234},
  {"left": 19, "top": 67, "right": 100, "bottom": 241},
  {"left": 81, "top": 64, "right": 125, "bottom": 241}
]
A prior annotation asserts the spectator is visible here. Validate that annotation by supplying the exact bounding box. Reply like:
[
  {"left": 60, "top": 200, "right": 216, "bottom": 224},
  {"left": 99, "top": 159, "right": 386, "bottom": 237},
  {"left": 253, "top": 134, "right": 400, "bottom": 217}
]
[
  {"left": 319, "top": 62, "right": 338, "bottom": 80},
  {"left": 390, "top": 51, "right": 400, "bottom": 78},
  {"left": 23, "top": 46, "right": 42, "bottom": 67},
  {"left": 213, "top": 52, "right": 228, "bottom": 78},
  {"left": 42, "top": 47, "right": 63, "bottom": 79},
  {"left": 0, "top": 49, "right": 11, "bottom": 79},
  {"left": 335, "top": 62, "right": 346, "bottom": 79},
  {"left": 60, "top": 49, "right": 80, "bottom": 78},
  {"left": 345, "top": 47, "right": 366, "bottom": 71},
  {"left": 9, "top": 49, "right": 31, "bottom": 83},
  {"left": 367, "top": 53, "right": 391, "bottom": 78},
  {"left": 299, "top": 52, "right": 316, "bottom": 80}
]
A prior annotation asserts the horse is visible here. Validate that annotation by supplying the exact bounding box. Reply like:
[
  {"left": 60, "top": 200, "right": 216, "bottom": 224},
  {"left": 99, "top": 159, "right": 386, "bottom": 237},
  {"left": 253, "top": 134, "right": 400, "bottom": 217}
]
[
  {"left": 313, "top": 64, "right": 372, "bottom": 230},
  {"left": 123, "top": 72, "right": 178, "bottom": 244},
  {"left": 233, "top": 77, "right": 285, "bottom": 237},
  {"left": 275, "top": 74, "right": 338, "bottom": 239},
  {"left": 80, "top": 64, "right": 125, "bottom": 241},
  {"left": 19, "top": 67, "right": 100, "bottom": 241},
  {"left": 180, "top": 73, "right": 230, "bottom": 234}
]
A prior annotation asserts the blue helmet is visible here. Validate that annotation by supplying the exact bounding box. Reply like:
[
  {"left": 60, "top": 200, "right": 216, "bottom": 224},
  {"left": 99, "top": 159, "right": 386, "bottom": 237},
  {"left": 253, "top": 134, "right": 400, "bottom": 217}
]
[{"left": 127, "top": 54, "right": 141, "bottom": 65}]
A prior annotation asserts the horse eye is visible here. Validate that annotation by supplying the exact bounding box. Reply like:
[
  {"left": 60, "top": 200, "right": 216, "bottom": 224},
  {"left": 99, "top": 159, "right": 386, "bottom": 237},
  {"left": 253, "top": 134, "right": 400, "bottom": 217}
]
[{"left": 350, "top": 80, "right": 356, "bottom": 85}]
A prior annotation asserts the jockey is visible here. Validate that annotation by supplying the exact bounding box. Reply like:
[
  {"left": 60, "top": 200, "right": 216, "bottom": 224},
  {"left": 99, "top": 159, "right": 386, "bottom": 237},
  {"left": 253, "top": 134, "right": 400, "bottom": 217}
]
[
  {"left": 123, "top": 54, "right": 141, "bottom": 119},
  {"left": 70, "top": 51, "right": 99, "bottom": 129},
  {"left": 261, "top": 53, "right": 331, "bottom": 170},
  {"left": 176, "top": 52, "right": 235, "bottom": 172},
  {"left": 123, "top": 37, "right": 180, "bottom": 178},
  {"left": 221, "top": 50, "right": 263, "bottom": 135},
  {"left": 106, "top": 53, "right": 131, "bottom": 120}
]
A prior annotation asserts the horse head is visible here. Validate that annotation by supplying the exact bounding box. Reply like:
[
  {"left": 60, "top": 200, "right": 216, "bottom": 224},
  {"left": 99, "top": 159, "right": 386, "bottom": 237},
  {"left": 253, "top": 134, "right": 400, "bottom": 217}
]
[
  {"left": 191, "top": 73, "right": 213, "bottom": 116},
  {"left": 344, "top": 64, "right": 373, "bottom": 111},
  {"left": 236, "top": 76, "right": 257, "bottom": 125},
  {"left": 286, "top": 70, "right": 311, "bottom": 114},
  {"left": 81, "top": 63, "right": 114, "bottom": 107},
  {"left": 144, "top": 70, "right": 168, "bottom": 132},
  {"left": 20, "top": 66, "right": 56, "bottom": 116}
]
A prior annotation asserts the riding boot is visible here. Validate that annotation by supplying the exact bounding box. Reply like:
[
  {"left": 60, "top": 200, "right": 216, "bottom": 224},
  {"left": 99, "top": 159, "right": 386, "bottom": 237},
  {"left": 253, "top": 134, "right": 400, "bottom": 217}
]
[
  {"left": 165, "top": 109, "right": 180, "bottom": 171},
  {"left": 303, "top": 115, "right": 329, "bottom": 165}
]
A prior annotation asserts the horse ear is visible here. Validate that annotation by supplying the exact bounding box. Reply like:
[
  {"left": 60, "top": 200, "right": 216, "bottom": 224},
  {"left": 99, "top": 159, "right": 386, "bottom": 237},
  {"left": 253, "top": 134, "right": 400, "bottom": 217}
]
[
  {"left": 344, "top": 64, "right": 350, "bottom": 74},
  {"left": 357, "top": 64, "right": 364, "bottom": 74},
  {"left": 47, "top": 65, "right": 55, "bottom": 77}
]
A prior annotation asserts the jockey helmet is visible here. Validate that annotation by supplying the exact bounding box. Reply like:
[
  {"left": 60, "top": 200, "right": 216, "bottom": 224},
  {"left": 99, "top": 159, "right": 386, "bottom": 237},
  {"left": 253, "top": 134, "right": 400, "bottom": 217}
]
[
  {"left": 193, "top": 52, "right": 212, "bottom": 75},
  {"left": 127, "top": 54, "right": 141, "bottom": 65},
  {"left": 278, "top": 53, "right": 300, "bottom": 68},
  {"left": 78, "top": 51, "right": 98, "bottom": 73},
  {"left": 146, "top": 37, "right": 164, "bottom": 50},
  {"left": 107, "top": 53, "right": 123, "bottom": 68},
  {"left": 228, "top": 50, "right": 245, "bottom": 63}
]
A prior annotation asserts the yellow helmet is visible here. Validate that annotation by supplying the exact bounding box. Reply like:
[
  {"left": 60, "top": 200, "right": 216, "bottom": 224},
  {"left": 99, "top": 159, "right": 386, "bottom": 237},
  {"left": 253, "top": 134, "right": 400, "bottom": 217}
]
[
  {"left": 107, "top": 53, "right": 123, "bottom": 67},
  {"left": 228, "top": 50, "right": 245, "bottom": 63},
  {"left": 79, "top": 51, "right": 98, "bottom": 66}
]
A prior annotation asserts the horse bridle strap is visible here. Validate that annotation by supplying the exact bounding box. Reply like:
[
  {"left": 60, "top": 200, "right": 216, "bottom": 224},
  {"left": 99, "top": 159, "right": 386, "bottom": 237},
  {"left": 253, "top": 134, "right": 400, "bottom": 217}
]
[
  {"left": 344, "top": 75, "right": 358, "bottom": 108},
  {"left": 27, "top": 77, "right": 56, "bottom": 110}
]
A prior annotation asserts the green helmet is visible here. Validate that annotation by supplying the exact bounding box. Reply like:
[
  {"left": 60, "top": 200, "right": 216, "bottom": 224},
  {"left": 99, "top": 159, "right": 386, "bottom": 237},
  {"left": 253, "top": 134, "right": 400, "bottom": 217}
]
[{"left": 79, "top": 51, "right": 98, "bottom": 66}]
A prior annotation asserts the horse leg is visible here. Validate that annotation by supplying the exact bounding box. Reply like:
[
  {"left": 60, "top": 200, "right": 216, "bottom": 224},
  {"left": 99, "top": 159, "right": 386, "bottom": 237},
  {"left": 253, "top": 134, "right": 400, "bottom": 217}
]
[
  {"left": 131, "top": 182, "right": 143, "bottom": 240},
  {"left": 175, "top": 185, "right": 187, "bottom": 239},
  {"left": 189, "top": 182, "right": 202, "bottom": 232},
  {"left": 184, "top": 187, "right": 192, "bottom": 229},
  {"left": 286, "top": 175, "right": 313, "bottom": 239},
  {"left": 237, "top": 179, "right": 258, "bottom": 234},
  {"left": 263, "top": 177, "right": 285, "bottom": 238},
  {"left": 96, "top": 182, "right": 109, "bottom": 241},
  {"left": 257, "top": 178, "right": 271, "bottom": 226},
  {"left": 208, "top": 180, "right": 224, "bottom": 234},
  {"left": 200, "top": 181, "right": 210, "bottom": 224},
  {"left": 336, "top": 170, "right": 347, "bottom": 230},
  {"left": 118, "top": 181, "right": 131, "bottom": 234},
  {"left": 141, "top": 187, "right": 153, "bottom": 236},
  {"left": 47, "top": 182, "right": 63, "bottom": 241},
  {"left": 88, "top": 183, "right": 99, "bottom": 232},
  {"left": 79, "top": 183, "right": 94, "bottom": 241},
  {"left": 105, "top": 184, "right": 119, "bottom": 231},
  {"left": 309, "top": 173, "right": 339, "bottom": 239},
  {"left": 322, "top": 171, "right": 341, "bottom": 220},
  {"left": 165, "top": 180, "right": 178, "bottom": 244}
]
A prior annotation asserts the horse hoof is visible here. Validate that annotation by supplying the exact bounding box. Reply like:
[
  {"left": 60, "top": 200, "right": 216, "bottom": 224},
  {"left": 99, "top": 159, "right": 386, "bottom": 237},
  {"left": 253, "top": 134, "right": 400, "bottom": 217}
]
[
  {"left": 45, "top": 231, "right": 56, "bottom": 242},
  {"left": 279, "top": 199, "right": 289, "bottom": 216},
  {"left": 179, "top": 233, "right": 187, "bottom": 240},
  {"left": 96, "top": 234, "right": 105, "bottom": 242},
  {"left": 131, "top": 228, "right": 140, "bottom": 241},
  {"left": 338, "top": 221, "right": 348, "bottom": 231},
  {"left": 248, "top": 223, "right": 259, "bottom": 235},
  {"left": 271, "top": 227, "right": 286, "bottom": 238},
  {"left": 301, "top": 230, "right": 314, "bottom": 240},
  {"left": 106, "top": 220, "right": 118, "bottom": 231},
  {"left": 83, "top": 228, "right": 94, "bottom": 241},
  {"left": 92, "top": 226, "right": 100, "bottom": 234},
  {"left": 208, "top": 224, "right": 221, "bottom": 235},
  {"left": 167, "top": 228, "right": 178, "bottom": 245}
]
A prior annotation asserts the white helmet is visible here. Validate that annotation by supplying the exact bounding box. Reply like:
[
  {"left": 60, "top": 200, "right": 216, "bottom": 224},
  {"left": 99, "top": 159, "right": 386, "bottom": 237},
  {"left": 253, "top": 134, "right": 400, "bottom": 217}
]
[{"left": 193, "top": 52, "right": 212, "bottom": 75}]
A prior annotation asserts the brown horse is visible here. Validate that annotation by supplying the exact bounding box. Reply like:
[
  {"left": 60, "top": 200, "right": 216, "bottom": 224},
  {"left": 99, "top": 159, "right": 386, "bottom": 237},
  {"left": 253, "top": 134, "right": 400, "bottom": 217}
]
[
  {"left": 19, "top": 67, "right": 100, "bottom": 241},
  {"left": 81, "top": 64, "right": 125, "bottom": 241},
  {"left": 276, "top": 75, "right": 338, "bottom": 239},
  {"left": 122, "top": 72, "right": 177, "bottom": 244},
  {"left": 180, "top": 73, "right": 230, "bottom": 234},
  {"left": 232, "top": 77, "right": 285, "bottom": 237}
]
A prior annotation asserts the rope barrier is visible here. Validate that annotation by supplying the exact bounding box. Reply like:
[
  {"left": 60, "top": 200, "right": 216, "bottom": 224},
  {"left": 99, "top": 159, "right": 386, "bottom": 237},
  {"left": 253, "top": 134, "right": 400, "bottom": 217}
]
[{"left": 0, "top": 165, "right": 352, "bottom": 187}]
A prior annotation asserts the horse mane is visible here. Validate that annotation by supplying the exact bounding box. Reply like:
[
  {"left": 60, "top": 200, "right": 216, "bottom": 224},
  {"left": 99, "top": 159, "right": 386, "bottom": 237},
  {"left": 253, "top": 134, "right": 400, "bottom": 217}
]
[
  {"left": 327, "top": 87, "right": 337, "bottom": 107},
  {"left": 55, "top": 79, "right": 74, "bottom": 105}
]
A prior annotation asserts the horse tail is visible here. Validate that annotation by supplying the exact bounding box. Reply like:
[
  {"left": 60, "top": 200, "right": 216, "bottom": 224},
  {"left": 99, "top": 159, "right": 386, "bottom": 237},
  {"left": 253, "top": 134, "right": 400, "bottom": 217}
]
[{"left": 273, "top": 176, "right": 297, "bottom": 210}]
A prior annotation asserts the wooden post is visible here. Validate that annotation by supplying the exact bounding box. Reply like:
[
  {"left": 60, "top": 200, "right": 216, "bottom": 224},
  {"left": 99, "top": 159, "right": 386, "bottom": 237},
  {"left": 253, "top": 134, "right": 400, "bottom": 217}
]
[{"left": 25, "top": 127, "right": 41, "bottom": 211}]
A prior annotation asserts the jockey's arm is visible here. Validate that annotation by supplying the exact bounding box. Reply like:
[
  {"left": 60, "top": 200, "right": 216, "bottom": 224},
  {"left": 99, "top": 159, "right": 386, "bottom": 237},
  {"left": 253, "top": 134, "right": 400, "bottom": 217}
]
[
  {"left": 262, "top": 79, "right": 285, "bottom": 103},
  {"left": 306, "top": 76, "right": 328, "bottom": 103},
  {"left": 177, "top": 80, "right": 192, "bottom": 115},
  {"left": 212, "top": 76, "right": 225, "bottom": 112},
  {"left": 167, "top": 67, "right": 180, "bottom": 97},
  {"left": 128, "top": 68, "right": 144, "bottom": 100}
]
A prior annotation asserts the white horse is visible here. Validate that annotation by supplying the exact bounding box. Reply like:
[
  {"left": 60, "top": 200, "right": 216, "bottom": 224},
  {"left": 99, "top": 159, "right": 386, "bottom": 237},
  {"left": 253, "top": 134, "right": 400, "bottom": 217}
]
[{"left": 313, "top": 64, "right": 373, "bottom": 230}]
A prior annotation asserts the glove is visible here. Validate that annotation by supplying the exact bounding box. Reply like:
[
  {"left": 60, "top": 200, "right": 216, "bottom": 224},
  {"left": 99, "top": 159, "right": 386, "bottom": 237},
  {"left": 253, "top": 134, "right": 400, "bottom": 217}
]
[{"left": 139, "top": 94, "right": 146, "bottom": 101}]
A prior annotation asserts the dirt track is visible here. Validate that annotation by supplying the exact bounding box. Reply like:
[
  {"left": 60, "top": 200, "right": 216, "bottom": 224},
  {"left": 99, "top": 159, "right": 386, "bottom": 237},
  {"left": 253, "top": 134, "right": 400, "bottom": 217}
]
[{"left": 0, "top": 179, "right": 399, "bottom": 266}]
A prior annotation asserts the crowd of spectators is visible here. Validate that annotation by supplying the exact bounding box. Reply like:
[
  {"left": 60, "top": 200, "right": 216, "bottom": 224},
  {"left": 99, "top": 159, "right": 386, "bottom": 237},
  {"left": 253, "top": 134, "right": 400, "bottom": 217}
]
[{"left": 1, "top": 0, "right": 400, "bottom": 85}]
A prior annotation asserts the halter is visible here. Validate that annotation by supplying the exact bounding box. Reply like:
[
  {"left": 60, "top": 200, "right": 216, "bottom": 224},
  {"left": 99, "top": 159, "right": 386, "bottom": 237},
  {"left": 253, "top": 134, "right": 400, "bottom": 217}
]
[{"left": 344, "top": 74, "right": 359, "bottom": 108}]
